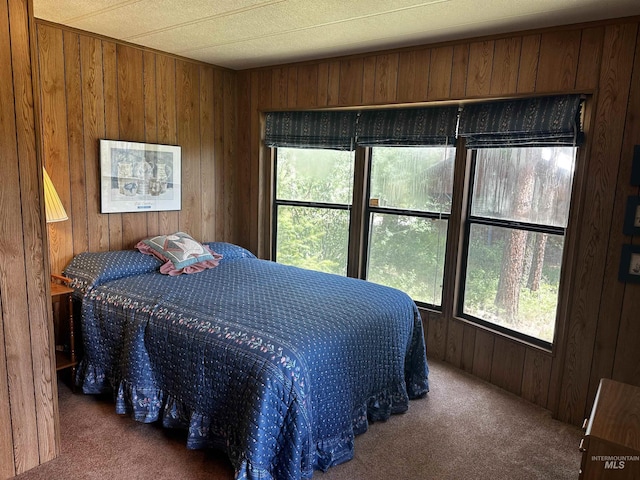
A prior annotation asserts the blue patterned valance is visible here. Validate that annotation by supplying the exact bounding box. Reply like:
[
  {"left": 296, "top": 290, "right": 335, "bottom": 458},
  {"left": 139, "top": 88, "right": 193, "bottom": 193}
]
[
  {"left": 356, "top": 106, "right": 458, "bottom": 146},
  {"left": 265, "top": 111, "right": 358, "bottom": 151},
  {"left": 458, "top": 95, "right": 583, "bottom": 148}
]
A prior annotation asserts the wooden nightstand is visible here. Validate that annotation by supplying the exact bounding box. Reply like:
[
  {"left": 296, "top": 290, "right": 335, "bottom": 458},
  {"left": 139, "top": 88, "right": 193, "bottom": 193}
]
[{"left": 50, "top": 274, "right": 77, "bottom": 388}]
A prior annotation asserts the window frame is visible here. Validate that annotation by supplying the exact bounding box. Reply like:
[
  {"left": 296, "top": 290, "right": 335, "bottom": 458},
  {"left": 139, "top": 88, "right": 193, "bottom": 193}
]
[
  {"left": 361, "top": 146, "right": 454, "bottom": 310},
  {"left": 271, "top": 147, "right": 356, "bottom": 275},
  {"left": 455, "top": 148, "right": 576, "bottom": 350}
]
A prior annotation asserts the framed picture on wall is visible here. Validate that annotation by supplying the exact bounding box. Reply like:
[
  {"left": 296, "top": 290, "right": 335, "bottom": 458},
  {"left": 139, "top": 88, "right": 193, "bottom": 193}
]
[
  {"left": 623, "top": 196, "right": 640, "bottom": 236},
  {"left": 619, "top": 244, "right": 640, "bottom": 283},
  {"left": 100, "top": 140, "right": 181, "bottom": 213}
]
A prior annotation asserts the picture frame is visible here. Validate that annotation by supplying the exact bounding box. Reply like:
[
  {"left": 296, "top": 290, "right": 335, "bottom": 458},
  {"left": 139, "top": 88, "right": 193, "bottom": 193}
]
[
  {"left": 100, "top": 139, "right": 181, "bottom": 213},
  {"left": 618, "top": 244, "right": 640, "bottom": 283},
  {"left": 632, "top": 145, "right": 640, "bottom": 186},
  {"left": 623, "top": 196, "right": 640, "bottom": 236}
]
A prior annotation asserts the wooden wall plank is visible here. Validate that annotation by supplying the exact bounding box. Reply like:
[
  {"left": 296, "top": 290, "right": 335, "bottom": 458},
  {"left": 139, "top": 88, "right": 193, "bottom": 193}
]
[
  {"left": 257, "top": 69, "right": 272, "bottom": 111},
  {"left": 557, "top": 22, "right": 638, "bottom": 425},
  {"left": 297, "top": 64, "right": 318, "bottom": 107},
  {"left": 176, "top": 60, "right": 202, "bottom": 241},
  {"left": 450, "top": 44, "right": 469, "bottom": 99},
  {"left": 257, "top": 70, "right": 272, "bottom": 256},
  {"left": 143, "top": 51, "right": 159, "bottom": 236},
  {"left": 460, "top": 325, "right": 476, "bottom": 373},
  {"left": 613, "top": 271, "right": 640, "bottom": 385},
  {"left": 373, "top": 53, "right": 398, "bottom": 104},
  {"left": 317, "top": 62, "right": 329, "bottom": 106},
  {"left": 0, "top": 294, "right": 14, "bottom": 478},
  {"left": 116, "top": 44, "right": 145, "bottom": 141},
  {"left": 521, "top": 349, "right": 552, "bottom": 407},
  {"left": 271, "top": 67, "right": 287, "bottom": 109},
  {"left": 199, "top": 65, "right": 216, "bottom": 242},
  {"left": 397, "top": 49, "right": 430, "bottom": 103},
  {"left": 0, "top": 0, "right": 39, "bottom": 472},
  {"left": 287, "top": 66, "right": 298, "bottom": 108},
  {"left": 600, "top": 29, "right": 640, "bottom": 390},
  {"left": 102, "top": 41, "right": 122, "bottom": 250},
  {"left": 536, "top": 30, "right": 581, "bottom": 92},
  {"left": 235, "top": 71, "right": 251, "bottom": 249},
  {"left": 490, "top": 37, "right": 521, "bottom": 95},
  {"left": 223, "top": 70, "right": 236, "bottom": 245},
  {"left": 248, "top": 71, "right": 260, "bottom": 255},
  {"left": 427, "top": 46, "right": 453, "bottom": 100},
  {"left": 36, "top": 24, "right": 70, "bottom": 275},
  {"left": 361, "top": 56, "right": 376, "bottom": 104},
  {"left": 79, "top": 35, "right": 109, "bottom": 253},
  {"left": 117, "top": 44, "right": 148, "bottom": 247},
  {"left": 517, "top": 34, "right": 540, "bottom": 93},
  {"left": 10, "top": 0, "right": 58, "bottom": 467},
  {"left": 236, "top": 71, "right": 251, "bottom": 250},
  {"left": 466, "top": 40, "right": 494, "bottom": 97},
  {"left": 326, "top": 60, "right": 340, "bottom": 106},
  {"left": 425, "top": 311, "right": 446, "bottom": 361},
  {"left": 213, "top": 69, "right": 227, "bottom": 241},
  {"left": 155, "top": 54, "right": 179, "bottom": 235},
  {"left": 490, "top": 338, "right": 526, "bottom": 395},
  {"left": 472, "top": 329, "right": 494, "bottom": 381},
  {"left": 62, "top": 31, "right": 87, "bottom": 263},
  {"left": 575, "top": 27, "right": 605, "bottom": 91},
  {"left": 445, "top": 319, "right": 464, "bottom": 368},
  {"left": 339, "top": 58, "right": 363, "bottom": 105}
]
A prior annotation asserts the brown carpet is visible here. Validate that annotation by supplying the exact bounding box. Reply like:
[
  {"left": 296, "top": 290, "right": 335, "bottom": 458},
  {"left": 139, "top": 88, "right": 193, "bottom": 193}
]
[{"left": 16, "top": 359, "right": 582, "bottom": 480}]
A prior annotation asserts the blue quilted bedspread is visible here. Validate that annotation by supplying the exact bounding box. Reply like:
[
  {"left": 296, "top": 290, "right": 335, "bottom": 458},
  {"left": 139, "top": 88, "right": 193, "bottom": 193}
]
[{"left": 65, "top": 243, "right": 429, "bottom": 480}]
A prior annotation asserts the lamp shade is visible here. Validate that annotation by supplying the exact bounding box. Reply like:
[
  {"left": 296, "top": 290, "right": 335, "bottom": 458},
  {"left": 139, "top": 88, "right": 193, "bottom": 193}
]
[{"left": 43, "top": 167, "right": 68, "bottom": 223}]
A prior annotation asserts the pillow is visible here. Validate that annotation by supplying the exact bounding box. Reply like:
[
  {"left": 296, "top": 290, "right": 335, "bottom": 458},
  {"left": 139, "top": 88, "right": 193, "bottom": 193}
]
[
  {"left": 64, "top": 250, "right": 163, "bottom": 295},
  {"left": 136, "top": 232, "right": 222, "bottom": 276},
  {"left": 204, "top": 242, "right": 257, "bottom": 261}
]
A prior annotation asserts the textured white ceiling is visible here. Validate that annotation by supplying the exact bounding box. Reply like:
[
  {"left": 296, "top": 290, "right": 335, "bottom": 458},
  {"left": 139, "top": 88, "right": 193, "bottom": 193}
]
[{"left": 33, "top": 0, "right": 640, "bottom": 70}]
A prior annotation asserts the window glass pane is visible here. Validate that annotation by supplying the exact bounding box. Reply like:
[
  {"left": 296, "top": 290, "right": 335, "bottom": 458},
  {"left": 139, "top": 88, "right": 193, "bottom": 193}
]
[
  {"left": 275, "top": 205, "right": 349, "bottom": 275},
  {"left": 276, "top": 148, "right": 354, "bottom": 204},
  {"left": 370, "top": 147, "right": 455, "bottom": 212},
  {"left": 463, "top": 224, "right": 565, "bottom": 343},
  {"left": 471, "top": 147, "right": 576, "bottom": 227},
  {"left": 367, "top": 213, "right": 447, "bottom": 306}
]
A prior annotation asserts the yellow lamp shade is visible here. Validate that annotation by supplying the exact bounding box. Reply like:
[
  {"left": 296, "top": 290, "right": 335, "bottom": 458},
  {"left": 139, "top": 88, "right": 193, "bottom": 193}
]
[{"left": 43, "top": 167, "right": 68, "bottom": 223}]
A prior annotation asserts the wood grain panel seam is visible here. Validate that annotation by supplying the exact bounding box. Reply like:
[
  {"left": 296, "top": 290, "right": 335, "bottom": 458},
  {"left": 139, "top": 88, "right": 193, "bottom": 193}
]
[{"left": 66, "top": 32, "right": 85, "bottom": 257}]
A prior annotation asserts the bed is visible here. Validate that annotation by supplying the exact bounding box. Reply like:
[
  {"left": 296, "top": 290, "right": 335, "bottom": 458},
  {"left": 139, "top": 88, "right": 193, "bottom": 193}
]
[{"left": 64, "top": 241, "right": 429, "bottom": 480}]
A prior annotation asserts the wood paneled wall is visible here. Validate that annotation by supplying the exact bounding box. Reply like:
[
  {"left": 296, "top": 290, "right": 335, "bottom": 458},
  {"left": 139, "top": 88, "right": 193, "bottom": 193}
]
[
  {"left": 0, "top": 0, "right": 59, "bottom": 478},
  {"left": 235, "top": 17, "right": 640, "bottom": 425},
  {"left": 35, "top": 21, "right": 238, "bottom": 275}
]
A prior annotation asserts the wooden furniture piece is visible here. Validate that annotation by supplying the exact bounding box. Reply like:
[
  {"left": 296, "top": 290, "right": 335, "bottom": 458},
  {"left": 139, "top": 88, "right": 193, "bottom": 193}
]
[
  {"left": 579, "top": 378, "right": 640, "bottom": 479},
  {"left": 50, "top": 274, "right": 77, "bottom": 387}
]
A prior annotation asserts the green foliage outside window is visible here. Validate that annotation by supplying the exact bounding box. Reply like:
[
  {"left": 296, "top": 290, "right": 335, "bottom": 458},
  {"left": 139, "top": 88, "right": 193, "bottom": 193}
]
[
  {"left": 273, "top": 145, "right": 576, "bottom": 345},
  {"left": 275, "top": 148, "right": 353, "bottom": 275}
]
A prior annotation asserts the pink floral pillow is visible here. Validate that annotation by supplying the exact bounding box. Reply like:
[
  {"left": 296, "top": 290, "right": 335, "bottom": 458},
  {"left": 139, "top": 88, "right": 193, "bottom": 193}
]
[{"left": 136, "top": 232, "right": 222, "bottom": 276}]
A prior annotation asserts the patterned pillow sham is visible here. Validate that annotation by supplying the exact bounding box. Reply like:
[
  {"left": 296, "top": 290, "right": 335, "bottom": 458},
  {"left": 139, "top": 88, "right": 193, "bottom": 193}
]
[
  {"left": 204, "top": 242, "right": 256, "bottom": 261},
  {"left": 136, "top": 232, "right": 222, "bottom": 276},
  {"left": 63, "top": 250, "right": 162, "bottom": 294}
]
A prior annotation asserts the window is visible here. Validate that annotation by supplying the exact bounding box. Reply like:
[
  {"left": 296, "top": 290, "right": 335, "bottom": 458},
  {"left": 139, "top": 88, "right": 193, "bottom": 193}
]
[
  {"left": 266, "top": 95, "right": 583, "bottom": 348},
  {"left": 273, "top": 147, "right": 354, "bottom": 275},
  {"left": 365, "top": 146, "right": 455, "bottom": 307},
  {"left": 459, "top": 147, "right": 577, "bottom": 346}
]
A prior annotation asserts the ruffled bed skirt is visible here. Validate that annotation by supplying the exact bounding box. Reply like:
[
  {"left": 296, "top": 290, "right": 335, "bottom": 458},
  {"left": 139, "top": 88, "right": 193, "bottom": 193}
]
[{"left": 77, "top": 360, "right": 426, "bottom": 479}]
